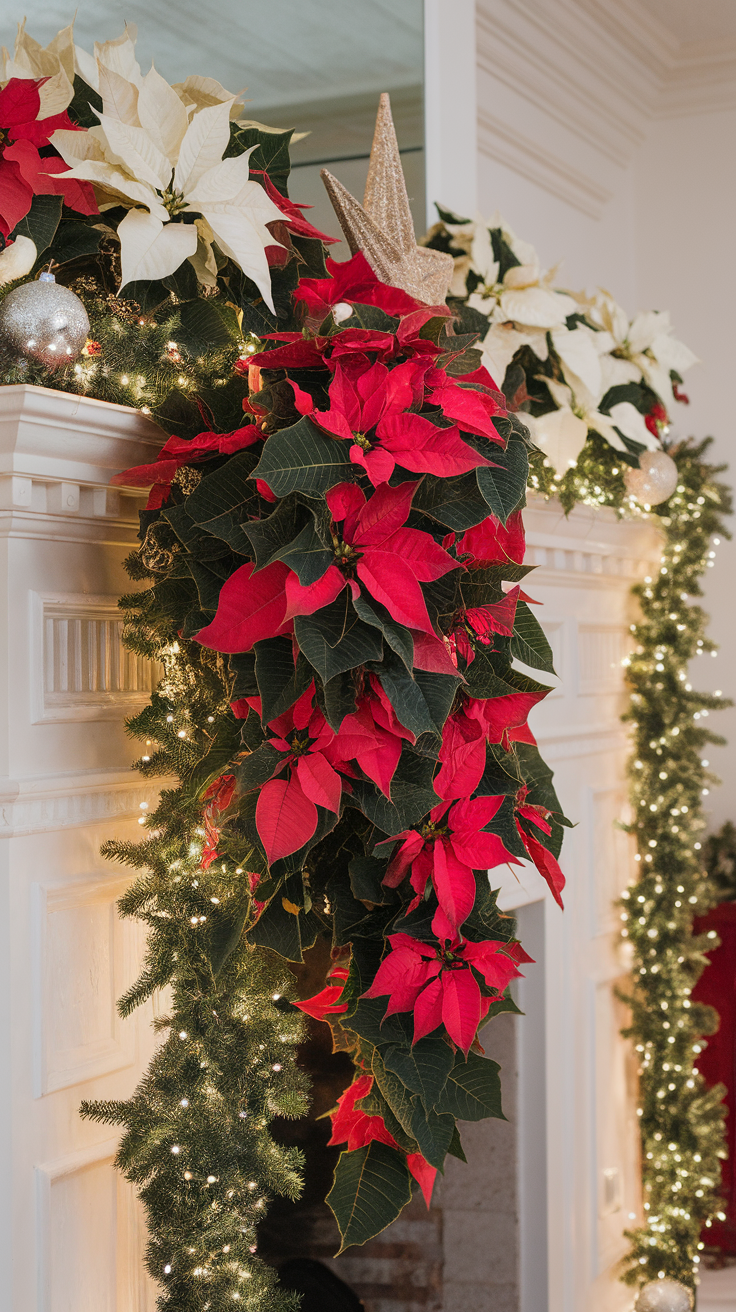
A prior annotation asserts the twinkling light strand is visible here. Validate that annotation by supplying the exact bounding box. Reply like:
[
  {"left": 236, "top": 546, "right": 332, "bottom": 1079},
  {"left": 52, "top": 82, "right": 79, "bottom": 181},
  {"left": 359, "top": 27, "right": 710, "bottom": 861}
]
[{"left": 539, "top": 438, "right": 732, "bottom": 1290}]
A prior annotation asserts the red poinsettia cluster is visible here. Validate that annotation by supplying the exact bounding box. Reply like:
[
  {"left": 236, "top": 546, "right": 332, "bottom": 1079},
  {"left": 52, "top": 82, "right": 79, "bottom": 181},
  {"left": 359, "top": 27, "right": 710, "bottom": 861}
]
[
  {"left": 232, "top": 681, "right": 415, "bottom": 862},
  {"left": 364, "top": 932, "right": 531, "bottom": 1054},
  {"left": 0, "top": 78, "right": 97, "bottom": 238},
  {"left": 118, "top": 250, "right": 568, "bottom": 1162}
]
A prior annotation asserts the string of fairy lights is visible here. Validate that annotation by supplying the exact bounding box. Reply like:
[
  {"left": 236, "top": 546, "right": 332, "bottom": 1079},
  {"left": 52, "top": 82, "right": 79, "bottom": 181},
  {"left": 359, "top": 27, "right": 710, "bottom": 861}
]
[{"left": 535, "top": 438, "right": 732, "bottom": 1294}]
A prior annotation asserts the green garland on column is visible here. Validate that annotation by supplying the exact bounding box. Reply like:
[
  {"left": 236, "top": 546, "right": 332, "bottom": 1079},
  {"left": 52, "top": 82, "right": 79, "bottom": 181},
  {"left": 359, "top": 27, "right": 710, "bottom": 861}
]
[{"left": 617, "top": 440, "right": 732, "bottom": 1289}]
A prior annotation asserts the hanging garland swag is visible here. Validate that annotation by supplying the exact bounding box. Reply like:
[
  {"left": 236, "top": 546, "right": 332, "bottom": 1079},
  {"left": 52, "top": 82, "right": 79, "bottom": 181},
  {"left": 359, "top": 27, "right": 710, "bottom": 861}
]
[{"left": 0, "top": 19, "right": 730, "bottom": 1307}]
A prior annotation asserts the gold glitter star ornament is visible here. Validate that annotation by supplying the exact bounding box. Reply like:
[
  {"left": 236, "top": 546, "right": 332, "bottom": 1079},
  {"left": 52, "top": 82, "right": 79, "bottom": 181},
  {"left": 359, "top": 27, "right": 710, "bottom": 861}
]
[{"left": 321, "top": 93, "right": 453, "bottom": 306}]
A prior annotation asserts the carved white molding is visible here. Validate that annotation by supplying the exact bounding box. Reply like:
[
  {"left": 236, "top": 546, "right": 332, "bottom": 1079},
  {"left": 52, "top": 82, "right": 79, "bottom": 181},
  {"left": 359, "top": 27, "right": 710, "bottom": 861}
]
[
  {"left": 31, "top": 591, "right": 160, "bottom": 724},
  {"left": 0, "top": 769, "right": 161, "bottom": 837},
  {"left": 35, "top": 1137, "right": 119, "bottom": 1312},
  {"left": 475, "top": 0, "right": 736, "bottom": 219},
  {"left": 0, "top": 385, "right": 162, "bottom": 546},
  {"left": 33, "top": 874, "right": 138, "bottom": 1096}
]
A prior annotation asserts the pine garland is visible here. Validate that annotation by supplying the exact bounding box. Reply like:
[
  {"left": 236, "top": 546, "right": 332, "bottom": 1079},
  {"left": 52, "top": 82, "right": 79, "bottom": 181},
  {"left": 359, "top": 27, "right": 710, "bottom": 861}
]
[
  {"left": 82, "top": 583, "right": 309, "bottom": 1311},
  {"left": 616, "top": 439, "right": 732, "bottom": 1289}
]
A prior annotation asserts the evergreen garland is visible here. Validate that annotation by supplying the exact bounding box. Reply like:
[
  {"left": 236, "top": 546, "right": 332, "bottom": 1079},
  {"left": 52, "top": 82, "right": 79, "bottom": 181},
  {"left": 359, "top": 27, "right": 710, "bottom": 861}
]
[
  {"left": 617, "top": 439, "right": 732, "bottom": 1289},
  {"left": 82, "top": 594, "right": 309, "bottom": 1311}
]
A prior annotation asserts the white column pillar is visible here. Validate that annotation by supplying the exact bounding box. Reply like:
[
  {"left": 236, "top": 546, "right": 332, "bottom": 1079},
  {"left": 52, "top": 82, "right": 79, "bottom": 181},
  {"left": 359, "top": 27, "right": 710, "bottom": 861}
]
[
  {"left": 0, "top": 385, "right": 163, "bottom": 1311},
  {"left": 423, "top": 0, "right": 478, "bottom": 222}
]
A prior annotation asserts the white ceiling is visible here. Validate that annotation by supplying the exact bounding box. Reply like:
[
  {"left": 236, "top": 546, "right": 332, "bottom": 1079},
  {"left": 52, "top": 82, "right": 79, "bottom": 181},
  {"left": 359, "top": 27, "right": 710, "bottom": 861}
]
[
  {"left": 2, "top": 0, "right": 424, "bottom": 109},
  {"left": 637, "top": 0, "right": 736, "bottom": 51}
]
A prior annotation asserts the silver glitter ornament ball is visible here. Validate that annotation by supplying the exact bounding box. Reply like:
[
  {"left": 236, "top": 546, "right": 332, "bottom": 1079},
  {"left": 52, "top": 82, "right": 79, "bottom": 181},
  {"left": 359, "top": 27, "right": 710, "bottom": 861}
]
[
  {"left": 0, "top": 271, "right": 89, "bottom": 370},
  {"left": 635, "top": 1277, "right": 693, "bottom": 1312},
  {"left": 624, "top": 450, "right": 679, "bottom": 506}
]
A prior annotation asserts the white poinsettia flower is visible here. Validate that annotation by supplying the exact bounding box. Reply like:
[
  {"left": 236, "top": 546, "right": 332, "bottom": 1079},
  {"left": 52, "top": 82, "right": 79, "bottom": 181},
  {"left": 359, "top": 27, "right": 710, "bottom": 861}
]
[
  {"left": 586, "top": 292, "right": 698, "bottom": 407},
  {"left": 50, "top": 56, "right": 283, "bottom": 305},
  {"left": 1, "top": 18, "right": 75, "bottom": 115},
  {"left": 527, "top": 375, "right": 658, "bottom": 473},
  {"left": 480, "top": 322, "right": 548, "bottom": 388},
  {"left": 550, "top": 323, "right": 616, "bottom": 401}
]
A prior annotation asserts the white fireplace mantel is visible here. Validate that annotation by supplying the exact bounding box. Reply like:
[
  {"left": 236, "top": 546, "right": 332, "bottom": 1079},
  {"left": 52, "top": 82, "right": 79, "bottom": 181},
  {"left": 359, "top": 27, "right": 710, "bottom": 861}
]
[{"left": 0, "top": 385, "right": 163, "bottom": 1312}]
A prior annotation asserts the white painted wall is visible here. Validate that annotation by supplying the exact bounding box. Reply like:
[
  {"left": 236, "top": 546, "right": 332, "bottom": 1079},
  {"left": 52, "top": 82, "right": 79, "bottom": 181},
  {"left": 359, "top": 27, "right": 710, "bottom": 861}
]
[{"left": 633, "top": 108, "right": 736, "bottom": 828}]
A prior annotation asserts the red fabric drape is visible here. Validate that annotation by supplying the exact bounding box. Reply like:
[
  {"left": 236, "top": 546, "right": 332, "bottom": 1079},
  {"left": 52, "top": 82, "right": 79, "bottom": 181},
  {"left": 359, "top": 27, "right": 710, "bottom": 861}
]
[{"left": 692, "top": 902, "right": 736, "bottom": 1252}]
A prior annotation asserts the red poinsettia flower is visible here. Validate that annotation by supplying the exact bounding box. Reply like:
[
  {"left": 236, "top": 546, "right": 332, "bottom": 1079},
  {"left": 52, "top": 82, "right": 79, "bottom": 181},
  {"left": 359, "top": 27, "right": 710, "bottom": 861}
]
[
  {"left": 283, "top": 480, "right": 459, "bottom": 638},
  {"left": 515, "top": 787, "right": 566, "bottom": 908},
  {"left": 200, "top": 773, "right": 236, "bottom": 869},
  {"left": 434, "top": 678, "right": 550, "bottom": 803},
  {"left": 453, "top": 510, "right": 526, "bottom": 567},
  {"left": 364, "top": 933, "right": 530, "bottom": 1054},
  {"left": 0, "top": 78, "right": 97, "bottom": 238},
  {"left": 449, "top": 585, "right": 520, "bottom": 665},
  {"left": 239, "top": 686, "right": 346, "bottom": 863},
  {"left": 425, "top": 365, "right": 508, "bottom": 445},
  {"left": 246, "top": 307, "right": 450, "bottom": 373},
  {"left": 329, "top": 674, "right": 416, "bottom": 797},
  {"left": 381, "top": 795, "right": 521, "bottom": 938},
  {"left": 328, "top": 1073, "right": 438, "bottom": 1206},
  {"left": 112, "top": 426, "right": 261, "bottom": 509},
  {"left": 293, "top": 250, "right": 424, "bottom": 321},
  {"left": 289, "top": 356, "right": 493, "bottom": 487},
  {"left": 294, "top": 966, "right": 349, "bottom": 1021}
]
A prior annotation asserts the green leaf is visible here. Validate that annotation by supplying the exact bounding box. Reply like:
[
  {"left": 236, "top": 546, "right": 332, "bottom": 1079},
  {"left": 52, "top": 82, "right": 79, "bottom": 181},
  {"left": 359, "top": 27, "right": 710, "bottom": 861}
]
[
  {"left": 320, "top": 669, "right": 358, "bottom": 731},
  {"left": 373, "top": 658, "right": 456, "bottom": 741},
  {"left": 271, "top": 518, "right": 332, "bottom": 585},
  {"left": 447, "top": 1125, "right": 467, "bottom": 1162},
  {"left": 252, "top": 416, "right": 354, "bottom": 498},
  {"left": 229, "top": 123, "right": 294, "bottom": 194},
  {"left": 184, "top": 451, "right": 260, "bottom": 553},
  {"left": 347, "top": 750, "right": 438, "bottom": 835},
  {"left": 232, "top": 742, "right": 283, "bottom": 792},
  {"left": 351, "top": 593, "right": 413, "bottom": 671},
  {"left": 349, "top": 855, "right": 391, "bottom": 904},
  {"left": 409, "top": 1101, "right": 456, "bottom": 1169},
  {"left": 477, "top": 741, "right": 525, "bottom": 797},
  {"left": 254, "top": 638, "right": 312, "bottom": 724},
  {"left": 511, "top": 600, "right": 556, "bottom": 673},
  {"left": 44, "top": 219, "right": 102, "bottom": 267},
  {"left": 383, "top": 1036, "right": 454, "bottom": 1111},
  {"left": 242, "top": 495, "right": 309, "bottom": 569},
  {"left": 483, "top": 993, "right": 524, "bottom": 1021},
  {"left": 483, "top": 794, "right": 528, "bottom": 860},
  {"left": 438, "top": 1052, "right": 505, "bottom": 1122},
  {"left": 12, "top": 194, "right": 62, "bottom": 256},
  {"left": 371, "top": 1049, "right": 416, "bottom": 1139},
  {"left": 247, "top": 877, "right": 320, "bottom": 961},
  {"left": 327, "top": 1142, "right": 413, "bottom": 1253},
  {"left": 414, "top": 471, "right": 490, "bottom": 531},
  {"left": 176, "top": 297, "right": 240, "bottom": 356},
  {"left": 476, "top": 432, "right": 529, "bottom": 524},
  {"left": 345, "top": 996, "right": 412, "bottom": 1049},
  {"left": 68, "top": 75, "right": 102, "bottom": 128},
  {"left": 295, "top": 592, "right": 383, "bottom": 682},
  {"left": 229, "top": 651, "right": 259, "bottom": 700}
]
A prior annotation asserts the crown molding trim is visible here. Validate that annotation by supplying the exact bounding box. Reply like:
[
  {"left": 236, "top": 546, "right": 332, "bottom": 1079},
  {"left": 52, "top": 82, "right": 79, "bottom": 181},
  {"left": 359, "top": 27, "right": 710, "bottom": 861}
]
[{"left": 478, "top": 108, "right": 613, "bottom": 219}]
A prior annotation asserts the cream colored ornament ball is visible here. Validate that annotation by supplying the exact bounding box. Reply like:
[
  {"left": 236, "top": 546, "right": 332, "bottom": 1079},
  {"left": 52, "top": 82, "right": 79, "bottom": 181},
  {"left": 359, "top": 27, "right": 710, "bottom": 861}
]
[
  {"left": 635, "top": 1277, "right": 693, "bottom": 1312},
  {"left": 624, "top": 450, "right": 678, "bottom": 506},
  {"left": 0, "top": 271, "right": 89, "bottom": 370}
]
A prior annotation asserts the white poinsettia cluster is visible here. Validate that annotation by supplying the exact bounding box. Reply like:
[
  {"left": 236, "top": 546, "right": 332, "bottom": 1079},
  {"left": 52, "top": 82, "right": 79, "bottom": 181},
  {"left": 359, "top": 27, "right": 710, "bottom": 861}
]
[
  {"left": 441, "top": 211, "right": 698, "bottom": 472},
  {"left": 1, "top": 22, "right": 284, "bottom": 308}
]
